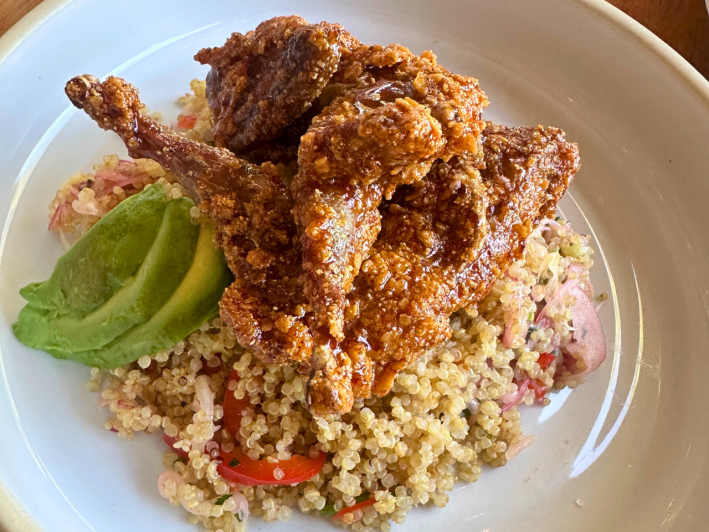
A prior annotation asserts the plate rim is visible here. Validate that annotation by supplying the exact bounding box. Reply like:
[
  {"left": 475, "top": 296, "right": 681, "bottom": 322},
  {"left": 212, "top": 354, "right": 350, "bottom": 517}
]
[
  {"left": 1, "top": 0, "right": 708, "bottom": 102},
  {"left": 0, "top": 0, "right": 708, "bottom": 530}
]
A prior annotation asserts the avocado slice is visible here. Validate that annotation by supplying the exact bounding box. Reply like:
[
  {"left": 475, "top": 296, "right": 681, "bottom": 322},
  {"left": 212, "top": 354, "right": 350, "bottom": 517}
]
[
  {"left": 19, "top": 183, "right": 168, "bottom": 318},
  {"left": 52, "top": 222, "right": 233, "bottom": 368},
  {"left": 13, "top": 197, "right": 199, "bottom": 353},
  {"left": 13, "top": 183, "right": 234, "bottom": 369}
]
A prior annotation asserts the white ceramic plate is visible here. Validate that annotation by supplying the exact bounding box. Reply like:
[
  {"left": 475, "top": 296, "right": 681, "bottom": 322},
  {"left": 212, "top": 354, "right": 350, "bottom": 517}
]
[{"left": 1, "top": 1, "right": 709, "bottom": 531}]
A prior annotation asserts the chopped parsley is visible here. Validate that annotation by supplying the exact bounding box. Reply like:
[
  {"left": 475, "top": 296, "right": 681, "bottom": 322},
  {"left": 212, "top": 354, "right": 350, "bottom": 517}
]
[
  {"left": 526, "top": 325, "right": 537, "bottom": 341},
  {"left": 215, "top": 493, "right": 232, "bottom": 506},
  {"left": 229, "top": 458, "right": 240, "bottom": 468},
  {"left": 320, "top": 504, "right": 337, "bottom": 518},
  {"left": 355, "top": 492, "right": 371, "bottom": 504},
  {"left": 461, "top": 408, "right": 471, "bottom": 419},
  {"left": 174, "top": 456, "right": 188, "bottom": 464},
  {"left": 236, "top": 512, "right": 242, "bottom": 522}
]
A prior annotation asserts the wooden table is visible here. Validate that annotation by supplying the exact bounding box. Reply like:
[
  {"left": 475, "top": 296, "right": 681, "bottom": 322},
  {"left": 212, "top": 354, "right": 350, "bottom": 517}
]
[{"left": 1, "top": 0, "right": 708, "bottom": 78}]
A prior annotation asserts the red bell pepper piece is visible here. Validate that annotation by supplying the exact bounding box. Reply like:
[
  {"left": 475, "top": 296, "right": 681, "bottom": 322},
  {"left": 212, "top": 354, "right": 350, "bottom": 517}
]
[
  {"left": 527, "top": 378, "right": 548, "bottom": 400},
  {"left": 537, "top": 352, "right": 557, "bottom": 370},
  {"left": 177, "top": 114, "right": 197, "bottom": 130},
  {"left": 332, "top": 496, "right": 376, "bottom": 521},
  {"left": 217, "top": 450, "right": 326, "bottom": 486}
]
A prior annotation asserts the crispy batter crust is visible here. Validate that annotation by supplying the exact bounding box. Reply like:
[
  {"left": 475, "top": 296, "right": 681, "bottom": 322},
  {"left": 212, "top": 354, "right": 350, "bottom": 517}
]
[
  {"left": 293, "top": 44, "right": 488, "bottom": 346},
  {"left": 343, "top": 123, "right": 581, "bottom": 399},
  {"left": 195, "top": 16, "right": 358, "bottom": 153}
]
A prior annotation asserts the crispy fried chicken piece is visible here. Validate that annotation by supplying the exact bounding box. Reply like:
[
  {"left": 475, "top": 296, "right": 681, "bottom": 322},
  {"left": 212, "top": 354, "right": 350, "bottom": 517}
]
[
  {"left": 294, "top": 45, "right": 488, "bottom": 347},
  {"left": 338, "top": 123, "right": 580, "bottom": 400},
  {"left": 65, "top": 75, "right": 314, "bottom": 366},
  {"left": 195, "top": 16, "right": 358, "bottom": 153}
]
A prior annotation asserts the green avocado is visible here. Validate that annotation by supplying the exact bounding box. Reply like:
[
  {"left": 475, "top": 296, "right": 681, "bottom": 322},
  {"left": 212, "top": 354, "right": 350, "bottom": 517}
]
[
  {"left": 13, "top": 184, "right": 234, "bottom": 368},
  {"left": 19, "top": 183, "right": 168, "bottom": 318},
  {"left": 14, "top": 198, "right": 199, "bottom": 353}
]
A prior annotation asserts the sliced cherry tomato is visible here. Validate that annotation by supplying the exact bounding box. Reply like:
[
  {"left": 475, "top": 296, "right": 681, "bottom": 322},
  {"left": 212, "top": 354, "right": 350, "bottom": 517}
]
[
  {"left": 332, "top": 496, "right": 376, "bottom": 521},
  {"left": 163, "top": 433, "right": 189, "bottom": 459},
  {"left": 537, "top": 352, "right": 557, "bottom": 370},
  {"left": 223, "top": 369, "right": 251, "bottom": 437},
  {"left": 527, "top": 378, "right": 548, "bottom": 400},
  {"left": 217, "top": 449, "right": 326, "bottom": 486},
  {"left": 177, "top": 114, "right": 197, "bottom": 130}
]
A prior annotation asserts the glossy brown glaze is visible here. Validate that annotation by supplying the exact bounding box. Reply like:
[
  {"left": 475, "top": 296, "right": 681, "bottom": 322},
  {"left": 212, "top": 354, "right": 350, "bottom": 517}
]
[
  {"left": 343, "top": 123, "right": 580, "bottom": 399},
  {"left": 195, "top": 16, "right": 358, "bottom": 153},
  {"left": 293, "top": 43, "right": 489, "bottom": 351}
]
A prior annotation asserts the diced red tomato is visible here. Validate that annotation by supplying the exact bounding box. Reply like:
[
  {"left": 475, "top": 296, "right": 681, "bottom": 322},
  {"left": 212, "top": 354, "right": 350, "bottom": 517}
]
[
  {"left": 164, "top": 368, "right": 325, "bottom": 486},
  {"left": 537, "top": 352, "right": 557, "bottom": 370},
  {"left": 332, "top": 496, "right": 376, "bottom": 521},
  {"left": 177, "top": 114, "right": 197, "bottom": 130},
  {"left": 163, "top": 433, "right": 189, "bottom": 459},
  {"left": 217, "top": 450, "right": 326, "bottom": 486},
  {"left": 223, "top": 369, "right": 251, "bottom": 437},
  {"left": 527, "top": 378, "right": 548, "bottom": 400}
]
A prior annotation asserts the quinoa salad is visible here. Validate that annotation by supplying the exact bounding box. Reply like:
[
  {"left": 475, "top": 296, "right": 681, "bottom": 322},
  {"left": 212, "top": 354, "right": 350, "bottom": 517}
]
[{"left": 32, "top": 80, "right": 608, "bottom": 532}]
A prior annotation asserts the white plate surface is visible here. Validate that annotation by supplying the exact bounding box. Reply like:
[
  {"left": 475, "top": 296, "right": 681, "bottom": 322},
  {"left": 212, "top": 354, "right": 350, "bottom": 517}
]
[{"left": 1, "top": 1, "right": 708, "bottom": 531}]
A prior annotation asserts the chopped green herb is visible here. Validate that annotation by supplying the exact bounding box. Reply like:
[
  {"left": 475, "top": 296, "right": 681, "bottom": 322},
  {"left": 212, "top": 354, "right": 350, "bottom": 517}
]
[
  {"left": 174, "top": 456, "right": 188, "bottom": 464},
  {"left": 236, "top": 513, "right": 242, "bottom": 522},
  {"left": 461, "top": 408, "right": 471, "bottom": 419},
  {"left": 215, "top": 493, "right": 232, "bottom": 506},
  {"left": 229, "top": 458, "right": 240, "bottom": 468},
  {"left": 555, "top": 216, "right": 562, "bottom": 222},
  {"left": 526, "top": 325, "right": 537, "bottom": 341},
  {"left": 355, "top": 492, "right": 371, "bottom": 504},
  {"left": 539, "top": 277, "right": 550, "bottom": 285},
  {"left": 206, "top": 141, "right": 215, "bottom": 146},
  {"left": 320, "top": 504, "right": 337, "bottom": 518}
]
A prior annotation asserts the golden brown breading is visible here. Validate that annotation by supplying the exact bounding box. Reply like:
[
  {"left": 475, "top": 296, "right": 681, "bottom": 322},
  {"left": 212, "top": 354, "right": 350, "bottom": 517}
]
[
  {"left": 195, "top": 16, "right": 358, "bottom": 153},
  {"left": 293, "top": 44, "right": 489, "bottom": 348},
  {"left": 307, "top": 155, "right": 487, "bottom": 415},
  {"left": 340, "top": 123, "right": 581, "bottom": 400}
]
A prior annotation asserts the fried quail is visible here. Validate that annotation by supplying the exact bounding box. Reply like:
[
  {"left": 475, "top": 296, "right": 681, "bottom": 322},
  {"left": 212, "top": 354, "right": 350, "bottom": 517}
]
[{"left": 64, "top": 19, "right": 581, "bottom": 417}]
